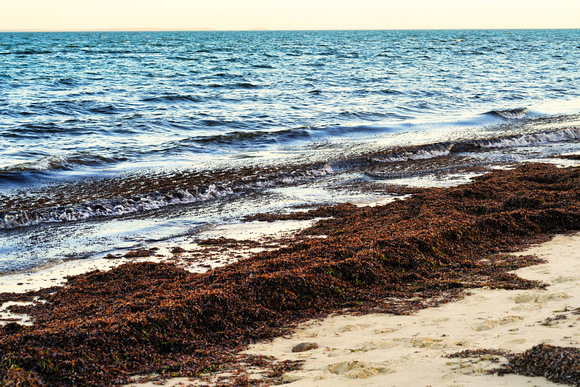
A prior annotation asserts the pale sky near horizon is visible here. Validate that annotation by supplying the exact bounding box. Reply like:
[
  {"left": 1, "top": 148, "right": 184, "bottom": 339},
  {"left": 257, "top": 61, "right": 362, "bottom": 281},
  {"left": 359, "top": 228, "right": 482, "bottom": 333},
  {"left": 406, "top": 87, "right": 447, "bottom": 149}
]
[{"left": 1, "top": 0, "right": 579, "bottom": 31}]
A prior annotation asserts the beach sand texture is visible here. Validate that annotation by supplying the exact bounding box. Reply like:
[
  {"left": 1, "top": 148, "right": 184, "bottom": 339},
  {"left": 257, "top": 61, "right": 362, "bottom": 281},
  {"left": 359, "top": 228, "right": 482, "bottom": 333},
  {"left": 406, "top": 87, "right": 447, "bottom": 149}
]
[
  {"left": 124, "top": 227, "right": 580, "bottom": 387},
  {"left": 242, "top": 233, "right": 580, "bottom": 386}
]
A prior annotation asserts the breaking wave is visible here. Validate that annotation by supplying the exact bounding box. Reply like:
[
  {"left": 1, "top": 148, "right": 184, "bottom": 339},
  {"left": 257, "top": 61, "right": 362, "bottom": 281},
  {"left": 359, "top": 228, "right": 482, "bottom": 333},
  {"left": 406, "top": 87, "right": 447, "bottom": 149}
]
[
  {"left": 3, "top": 125, "right": 580, "bottom": 229},
  {"left": 0, "top": 153, "right": 123, "bottom": 176},
  {"left": 486, "top": 107, "right": 529, "bottom": 120},
  {"left": 369, "top": 127, "right": 580, "bottom": 163},
  {"left": 0, "top": 164, "right": 333, "bottom": 229}
]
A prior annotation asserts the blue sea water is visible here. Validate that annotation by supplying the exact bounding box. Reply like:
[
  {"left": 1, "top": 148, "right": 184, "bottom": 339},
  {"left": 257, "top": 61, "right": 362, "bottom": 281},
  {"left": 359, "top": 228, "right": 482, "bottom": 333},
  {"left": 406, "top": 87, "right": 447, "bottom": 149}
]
[{"left": 1, "top": 29, "right": 580, "bottom": 273}]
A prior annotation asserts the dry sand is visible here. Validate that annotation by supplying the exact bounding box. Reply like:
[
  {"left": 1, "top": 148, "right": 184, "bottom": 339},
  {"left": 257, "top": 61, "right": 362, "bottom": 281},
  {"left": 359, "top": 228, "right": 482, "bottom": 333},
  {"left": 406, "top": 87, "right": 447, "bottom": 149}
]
[{"left": 239, "top": 233, "right": 580, "bottom": 386}]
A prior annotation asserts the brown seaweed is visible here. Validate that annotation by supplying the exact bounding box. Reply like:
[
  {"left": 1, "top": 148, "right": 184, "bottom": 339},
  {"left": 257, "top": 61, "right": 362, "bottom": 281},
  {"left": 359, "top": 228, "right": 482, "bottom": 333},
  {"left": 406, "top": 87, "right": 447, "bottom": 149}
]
[
  {"left": 1, "top": 163, "right": 580, "bottom": 385},
  {"left": 494, "top": 344, "right": 580, "bottom": 386}
]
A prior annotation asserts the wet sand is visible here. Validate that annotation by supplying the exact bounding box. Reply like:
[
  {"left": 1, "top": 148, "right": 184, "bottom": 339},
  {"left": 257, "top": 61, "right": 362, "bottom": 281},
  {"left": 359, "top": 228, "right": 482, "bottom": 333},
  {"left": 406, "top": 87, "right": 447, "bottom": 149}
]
[{"left": 0, "top": 218, "right": 317, "bottom": 295}]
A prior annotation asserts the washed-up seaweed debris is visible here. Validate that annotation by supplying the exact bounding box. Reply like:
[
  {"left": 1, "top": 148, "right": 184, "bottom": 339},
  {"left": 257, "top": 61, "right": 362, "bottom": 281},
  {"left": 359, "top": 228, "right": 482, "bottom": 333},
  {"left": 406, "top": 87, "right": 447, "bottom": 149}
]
[
  {"left": 198, "top": 237, "right": 247, "bottom": 247},
  {"left": 444, "top": 348, "right": 511, "bottom": 365},
  {"left": 124, "top": 248, "right": 159, "bottom": 258},
  {"left": 1, "top": 163, "right": 580, "bottom": 385},
  {"left": 558, "top": 154, "right": 580, "bottom": 160},
  {"left": 447, "top": 345, "right": 580, "bottom": 384},
  {"left": 169, "top": 246, "right": 187, "bottom": 254},
  {"left": 445, "top": 348, "right": 512, "bottom": 359},
  {"left": 540, "top": 314, "right": 568, "bottom": 326},
  {"left": 493, "top": 344, "right": 580, "bottom": 386}
]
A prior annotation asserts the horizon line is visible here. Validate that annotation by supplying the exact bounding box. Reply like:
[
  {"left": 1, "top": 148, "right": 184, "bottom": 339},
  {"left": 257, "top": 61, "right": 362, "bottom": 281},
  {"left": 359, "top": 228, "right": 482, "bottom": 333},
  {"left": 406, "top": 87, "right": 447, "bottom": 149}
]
[{"left": 1, "top": 27, "right": 579, "bottom": 33}]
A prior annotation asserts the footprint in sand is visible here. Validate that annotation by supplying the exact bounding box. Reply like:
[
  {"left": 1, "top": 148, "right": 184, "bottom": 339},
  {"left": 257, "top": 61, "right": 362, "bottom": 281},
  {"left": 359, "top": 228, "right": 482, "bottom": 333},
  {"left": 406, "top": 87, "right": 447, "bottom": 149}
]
[
  {"left": 327, "top": 360, "right": 394, "bottom": 379},
  {"left": 551, "top": 276, "right": 578, "bottom": 284},
  {"left": 411, "top": 337, "right": 446, "bottom": 349},
  {"left": 374, "top": 327, "right": 398, "bottom": 334},
  {"left": 473, "top": 315, "right": 523, "bottom": 331},
  {"left": 513, "top": 291, "right": 570, "bottom": 304},
  {"left": 337, "top": 323, "right": 371, "bottom": 332},
  {"left": 511, "top": 291, "right": 571, "bottom": 312}
]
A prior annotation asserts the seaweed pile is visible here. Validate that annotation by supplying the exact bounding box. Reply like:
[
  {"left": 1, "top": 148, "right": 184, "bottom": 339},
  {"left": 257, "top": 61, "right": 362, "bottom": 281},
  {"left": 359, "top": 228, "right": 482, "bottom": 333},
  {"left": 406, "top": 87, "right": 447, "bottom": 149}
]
[
  {"left": 446, "top": 345, "right": 580, "bottom": 385},
  {"left": 1, "top": 163, "right": 580, "bottom": 385},
  {"left": 495, "top": 344, "right": 580, "bottom": 386}
]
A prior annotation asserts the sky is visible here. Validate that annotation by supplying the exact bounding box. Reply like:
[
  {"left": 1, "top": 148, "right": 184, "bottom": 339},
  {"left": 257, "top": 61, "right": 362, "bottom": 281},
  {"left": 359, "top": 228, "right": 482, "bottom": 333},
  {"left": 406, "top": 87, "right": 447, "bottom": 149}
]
[{"left": 1, "top": 0, "right": 580, "bottom": 31}]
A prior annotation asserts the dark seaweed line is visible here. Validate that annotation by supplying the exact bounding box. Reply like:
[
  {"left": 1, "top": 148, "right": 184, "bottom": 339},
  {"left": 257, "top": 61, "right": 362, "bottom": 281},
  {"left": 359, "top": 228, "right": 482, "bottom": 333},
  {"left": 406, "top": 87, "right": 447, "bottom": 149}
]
[{"left": 1, "top": 163, "right": 580, "bottom": 385}]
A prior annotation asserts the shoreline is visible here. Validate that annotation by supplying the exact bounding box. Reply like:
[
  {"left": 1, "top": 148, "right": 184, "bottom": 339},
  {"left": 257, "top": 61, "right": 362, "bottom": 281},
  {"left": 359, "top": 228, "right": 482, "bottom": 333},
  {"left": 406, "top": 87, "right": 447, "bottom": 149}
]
[
  {"left": 0, "top": 218, "right": 318, "bottom": 296},
  {"left": 1, "top": 162, "right": 580, "bottom": 385}
]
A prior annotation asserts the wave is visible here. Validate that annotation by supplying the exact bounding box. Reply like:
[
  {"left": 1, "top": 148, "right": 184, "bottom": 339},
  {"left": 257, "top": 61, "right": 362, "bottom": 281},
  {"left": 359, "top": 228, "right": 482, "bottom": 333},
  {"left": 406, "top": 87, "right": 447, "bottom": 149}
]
[
  {"left": 233, "top": 82, "right": 260, "bottom": 89},
  {"left": 2, "top": 123, "right": 580, "bottom": 229},
  {"left": 54, "top": 78, "right": 79, "bottom": 86},
  {"left": 477, "top": 127, "right": 580, "bottom": 148},
  {"left": 0, "top": 164, "right": 333, "bottom": 230},
  {"left": 142, "top": 94, "right": 204, "bottom": 103},
  {"left": 187, "top": 127, "right": 313, "bottom": 147},
  {"left": 173, "top": 56, "right": 198, "bottom": 61},
  {"left": 10, "top": 122, "right": 65, "bottom": 134},
  {"left": 337, "top": 110, "right": 408, "bottom": 121},
  {"left": 11, "top": 49, "right": 54, "bottom": 55},
  {"left": 353, "top": 127, "right": 580, "bottom": 165},
  {"left": 147, "top": 119, "right": 580, "bottom": 156},
  {"left": 379, "top": 89, "right": 403, "bottom": 95},
  {"left": 80, "top": 49, "right": 137, "bottom": 55},
  {"left": 16, "top": 100, "right": 121, "bottom": 118},
  {"left": 87, "top": 104, "right": 118, "bottom": 114},
  {"left": 252, "top": 64, "right": 274, "bottom": 69},
  {"left": 184, "top": 123, "right": 390, "bottom": 147},
  {"left": 0, "top": 153, "right": 123, "bottom": 176},
  {"left": 205, "top": 82, "right": 261, "bottom": 89},
  {"left": 486, "top": 107, "right": 529, "bottom": 120},
  {"left": 186, "top": 124, "right": 399, "bottom": 149},
  {"left": 201, "top": 72, "right": 244, "bottom": 80}
]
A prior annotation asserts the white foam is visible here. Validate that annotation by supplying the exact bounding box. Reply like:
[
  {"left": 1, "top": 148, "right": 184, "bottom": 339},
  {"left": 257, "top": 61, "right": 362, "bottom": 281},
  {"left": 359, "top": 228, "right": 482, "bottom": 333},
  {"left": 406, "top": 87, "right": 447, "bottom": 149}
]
[{"left": 481, "top": 127, "right": 580, "bottom": 149}]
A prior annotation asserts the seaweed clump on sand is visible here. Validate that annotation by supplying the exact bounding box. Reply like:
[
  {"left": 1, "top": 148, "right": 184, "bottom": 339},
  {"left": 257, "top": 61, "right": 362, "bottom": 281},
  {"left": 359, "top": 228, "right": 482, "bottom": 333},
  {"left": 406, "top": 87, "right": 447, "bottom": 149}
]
[
  {"left": 1, "top": 163, "right": 580, "bottom": 385},
  {"left": 494, "top": 344, "right": 580, "bottom": 386}
]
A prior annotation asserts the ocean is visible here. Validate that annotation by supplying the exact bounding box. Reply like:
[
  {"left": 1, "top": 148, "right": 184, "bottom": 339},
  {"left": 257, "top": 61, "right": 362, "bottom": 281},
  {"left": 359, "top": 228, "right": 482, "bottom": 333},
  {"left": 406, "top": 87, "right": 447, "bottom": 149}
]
[{"left": 1, "top": 29, "right": 579, "bottom": 273}]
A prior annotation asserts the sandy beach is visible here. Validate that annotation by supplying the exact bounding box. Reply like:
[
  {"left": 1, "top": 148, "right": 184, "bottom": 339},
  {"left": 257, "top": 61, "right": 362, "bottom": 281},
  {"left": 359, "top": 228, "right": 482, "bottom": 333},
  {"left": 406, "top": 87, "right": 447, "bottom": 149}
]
[
  {"left": 122, "top": 232, "right": 579, "bottom": 387},
  {"left": 2, "top": 163, "right": 580, "bottom": 386},
  {"left": 241, "top": 233, "right": 580, "bottom": 386}
]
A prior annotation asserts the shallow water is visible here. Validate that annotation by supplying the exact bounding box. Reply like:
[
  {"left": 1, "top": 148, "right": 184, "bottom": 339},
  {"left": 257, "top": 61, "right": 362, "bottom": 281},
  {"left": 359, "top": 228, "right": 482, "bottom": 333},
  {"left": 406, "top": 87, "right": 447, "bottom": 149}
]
[{"left": 1, "top": 29, "right": 580, "bottom": 273}]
